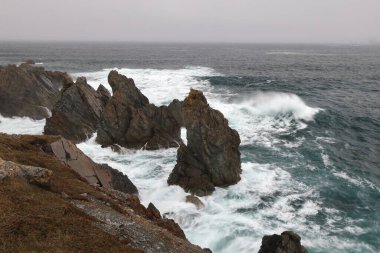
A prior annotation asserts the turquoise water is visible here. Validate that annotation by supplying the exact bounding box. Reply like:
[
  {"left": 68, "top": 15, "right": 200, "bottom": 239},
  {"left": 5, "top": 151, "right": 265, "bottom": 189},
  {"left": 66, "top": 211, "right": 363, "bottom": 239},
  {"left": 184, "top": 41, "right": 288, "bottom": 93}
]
[{"left": 1, "top": 43, "right": 379, "bottom": 252}]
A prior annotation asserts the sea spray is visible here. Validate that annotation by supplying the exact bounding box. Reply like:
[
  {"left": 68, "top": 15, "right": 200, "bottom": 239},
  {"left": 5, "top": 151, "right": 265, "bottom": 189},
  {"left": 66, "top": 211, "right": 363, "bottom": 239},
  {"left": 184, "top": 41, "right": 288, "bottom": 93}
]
[{"left": 0, "top": 64, "right": 377, "bottom": 252}]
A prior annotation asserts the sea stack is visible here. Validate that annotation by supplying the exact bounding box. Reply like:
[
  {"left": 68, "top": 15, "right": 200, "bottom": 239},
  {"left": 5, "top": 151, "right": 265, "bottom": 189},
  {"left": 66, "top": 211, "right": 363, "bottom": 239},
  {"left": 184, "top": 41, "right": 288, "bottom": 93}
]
[
  {"left": 168, "top": 89, "right": 241, "bottom": 196},
  {"left": 96, "top": 70, "right": 182, "bottom": 150}
]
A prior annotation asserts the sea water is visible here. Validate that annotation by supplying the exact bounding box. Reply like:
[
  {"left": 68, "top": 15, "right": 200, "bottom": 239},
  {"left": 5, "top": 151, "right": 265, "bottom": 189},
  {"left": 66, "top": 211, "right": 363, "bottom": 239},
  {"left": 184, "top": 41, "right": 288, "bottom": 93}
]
[{"left": 1, "top": 43, "right": 379, "bottom": 253}]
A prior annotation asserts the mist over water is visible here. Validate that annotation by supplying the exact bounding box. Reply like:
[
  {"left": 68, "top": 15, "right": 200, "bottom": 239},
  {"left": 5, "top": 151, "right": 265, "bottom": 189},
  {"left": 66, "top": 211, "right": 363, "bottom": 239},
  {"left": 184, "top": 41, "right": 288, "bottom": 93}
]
[{"left": 1, "top": 43, "right": 380, "bottom": 252}]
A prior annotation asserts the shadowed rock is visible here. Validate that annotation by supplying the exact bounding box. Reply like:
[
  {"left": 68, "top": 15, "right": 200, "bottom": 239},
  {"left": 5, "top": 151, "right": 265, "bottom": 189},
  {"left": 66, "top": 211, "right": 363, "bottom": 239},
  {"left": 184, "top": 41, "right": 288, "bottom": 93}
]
[
  {"left": 49, "top": 137, "right": 138, "bottom": 194},
  {"left": 44, "top": 77, "right": 110, "bottom": 143},
  {"left": 0, "top": 133, "right": 210, "bottom": 253},
  {"left": 0, "top": 62, "right": 72, "bottom": 119},
  {"left": 168, "top": 89, "right": 241, "bottom": 196},
  {"left": 258, "top": 231, "right": 308, "bottom": 253},
  {"left": 96, "top": 70, "right": 181, "bottom": 150},
  {"left": 185, "top": 195, "right": 205, "bottom": 209}
]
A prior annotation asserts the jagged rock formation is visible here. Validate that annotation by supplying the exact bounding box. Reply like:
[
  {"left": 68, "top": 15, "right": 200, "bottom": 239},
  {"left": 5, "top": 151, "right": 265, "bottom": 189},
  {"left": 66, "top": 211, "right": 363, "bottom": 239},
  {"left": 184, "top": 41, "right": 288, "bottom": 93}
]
[
  {"left": 48, "top": 137, "right": 137, "bottom": 194},
  {"left": 0, "top": 62, "right": 72, "bottom": 119},
  {"left": 44, "top": 77, "right": 110, "bottom": 143},
  {"left": 168, "top": 89, "right": 241, "bottom": 196},
  {"left": 258, "top": 231, "right": 308, "bottom": 253},
  {"left": 0, "top": 133, "right": 210, "bottom": 253},
  {"left": 96, "top": 70, "right": 181, "bottom": 150}
]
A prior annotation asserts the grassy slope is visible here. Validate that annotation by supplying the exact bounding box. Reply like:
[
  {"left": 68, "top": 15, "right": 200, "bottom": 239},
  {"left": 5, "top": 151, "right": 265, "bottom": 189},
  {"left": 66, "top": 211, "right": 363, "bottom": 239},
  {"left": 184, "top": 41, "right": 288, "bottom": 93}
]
[{"left": 0, "top": 134, "right": 143, "bottom": 253}]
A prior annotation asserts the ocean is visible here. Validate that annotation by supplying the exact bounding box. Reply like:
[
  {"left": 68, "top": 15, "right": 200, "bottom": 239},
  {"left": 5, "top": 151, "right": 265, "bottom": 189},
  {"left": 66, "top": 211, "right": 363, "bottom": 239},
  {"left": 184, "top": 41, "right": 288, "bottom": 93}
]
[{"left": 0, "top": 42, "right": 379, "bottom": 253}]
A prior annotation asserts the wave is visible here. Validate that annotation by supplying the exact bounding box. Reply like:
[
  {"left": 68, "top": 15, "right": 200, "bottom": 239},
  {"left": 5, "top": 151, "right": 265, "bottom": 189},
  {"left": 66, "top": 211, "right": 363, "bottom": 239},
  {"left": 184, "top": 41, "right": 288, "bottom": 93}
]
[
  {"left": 73, "top": 66, "right": 219, "bottom": 106},
  {"left": 78, "top": 137, "right": 372, "bottom": 253},
  {"left": 209, "top": 91, "right": 320, "bottom": 146},
  {"left": 0, "top": 115, "right": 45, "bottom": 135},
  {"left": 235, "top": 92, "right": 320, "bottom": 121},
  {"left": 0, "top": 65, "right": 376, "bottom": 253}
]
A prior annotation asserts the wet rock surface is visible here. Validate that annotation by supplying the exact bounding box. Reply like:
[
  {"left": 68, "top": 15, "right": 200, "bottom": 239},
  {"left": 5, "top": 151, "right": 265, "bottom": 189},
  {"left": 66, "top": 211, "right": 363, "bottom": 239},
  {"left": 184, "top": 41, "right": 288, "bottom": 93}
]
[
  {"left": 168, "top": 89, "right": 241, "bottom": 196},
  {"left": 185, "top": 195, "right": 205, "bottom": 209},
  {"left": 258, "top": 231, "right": 308, "bottom": 253},
  {"left": 44, "top": 77, "right": 110, "bottom": 143},
  {"left": 96, "top": 71, "right": 181, "bottom": 150},
  {"left": 0, "top": 62, "right": 71, "bottom": 119}
]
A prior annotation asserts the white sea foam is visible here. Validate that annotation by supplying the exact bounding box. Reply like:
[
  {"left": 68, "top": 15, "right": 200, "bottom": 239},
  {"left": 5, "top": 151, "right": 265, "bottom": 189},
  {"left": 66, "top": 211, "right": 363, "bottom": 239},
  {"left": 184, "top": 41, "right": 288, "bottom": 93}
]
[
  {"left": 72, "top": 66, "right": 327, "bottom": 252},
  {"left": 73, "top": 66, "right": 218, "bottom": 105},
  {"left": 208, "top": 91, "right": 320, "bottom": 146},
  {"left": 0, "top": 115, "right": 45, "bottom": 135},
  {"left": 74, "top": 67, "right": 320, "bottom": 147},
  {"left": 1, "top": 66, "right": 373, "bottom": 252}
]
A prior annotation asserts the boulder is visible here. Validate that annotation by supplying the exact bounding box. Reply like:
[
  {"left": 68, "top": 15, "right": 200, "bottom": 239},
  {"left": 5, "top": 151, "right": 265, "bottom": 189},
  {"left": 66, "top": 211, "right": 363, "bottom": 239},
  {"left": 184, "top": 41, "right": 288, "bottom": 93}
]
[
  {"left": 44, "top": 77, "right": 110, "bottom": 143},
  {"left": 0, "top": 158, "right": 52, "bottom": 187},
  {"left": 168, "top": 89, "right": 241, "bottom": 196},
  {"left": 186, "top": 195, "right": 205, "bottom": 209},
  {"left": 0, "top": 62, "right": 72, "bottom": 119},
  {"left": 48, "top": 137, "right": 138, "bottom": 194},
  {"left": 96, "top": 70, "right": 181, "bottom": 150},
  {"left": 258, "top": 231, "right": 308, "bottom": 253}
]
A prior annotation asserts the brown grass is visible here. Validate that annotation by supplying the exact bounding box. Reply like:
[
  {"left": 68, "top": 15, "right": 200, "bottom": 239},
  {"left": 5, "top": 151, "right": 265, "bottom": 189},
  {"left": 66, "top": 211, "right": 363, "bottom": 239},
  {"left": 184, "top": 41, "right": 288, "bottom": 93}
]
[{"left": 0, "top": 134, "right": 144, "bottom": 253}]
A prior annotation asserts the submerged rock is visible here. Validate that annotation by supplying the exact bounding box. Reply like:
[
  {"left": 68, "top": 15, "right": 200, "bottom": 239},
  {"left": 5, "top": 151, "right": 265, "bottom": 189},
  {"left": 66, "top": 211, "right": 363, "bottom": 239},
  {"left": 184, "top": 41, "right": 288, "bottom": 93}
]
[
  {"left": 258, "top": 231, "right": 308, "bottom": 253},
  {"left": 44, "top": 77, "right": 110, "bottom": 143},
  {"left": 168, "top": 89, "right": 241, "bottom": 196},
  {"left": 0, "top": 62, "right": 71, "bottom": 119},
  {"left": 185, "top": 195, "right": 205, "bottom": 209},
  {"left": 96, "top": 70, "right": 181, "bottom": 150}
]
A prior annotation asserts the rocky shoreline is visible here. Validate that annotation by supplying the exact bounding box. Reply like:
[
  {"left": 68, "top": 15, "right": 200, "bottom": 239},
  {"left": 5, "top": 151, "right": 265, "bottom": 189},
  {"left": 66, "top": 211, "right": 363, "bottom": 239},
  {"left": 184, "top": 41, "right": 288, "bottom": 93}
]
[{"left": 0, "top": 62, "right": 308, "bottom": 253}]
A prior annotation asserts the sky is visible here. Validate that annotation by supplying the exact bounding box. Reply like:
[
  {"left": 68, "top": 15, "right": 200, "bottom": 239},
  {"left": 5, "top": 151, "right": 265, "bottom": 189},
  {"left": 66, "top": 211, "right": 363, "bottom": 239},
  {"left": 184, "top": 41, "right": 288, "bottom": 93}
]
[{"left": 0, "top": 0, "right": 379, "bottom": 44}]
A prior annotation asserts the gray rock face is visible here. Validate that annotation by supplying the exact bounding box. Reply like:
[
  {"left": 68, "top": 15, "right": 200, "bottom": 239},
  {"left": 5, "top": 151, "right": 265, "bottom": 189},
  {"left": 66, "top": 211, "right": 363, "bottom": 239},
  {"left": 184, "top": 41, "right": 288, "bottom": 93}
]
[
  {"left": 185, "top": 195, "right": 205, "bottom": 209},
  {"left": 49, "top": 137, "right": 138, "bottom": 194},
  {"left": 96, "top": 70, "right": 181, "bottom": 150},
  {"left": 0, "top": 158, "right": 53, "bottom": 187},
  {"left": 258, "top": 231, "right": 308, "bottom": 253},
  {"left": 168, "top": 89, "right": 241, "bottom": 196},
  {"left": 44, "top": 77, "right": 110, "bottom": 143},
  {"left": 0, "top": 63, "right": 72, "bottom": 119}
]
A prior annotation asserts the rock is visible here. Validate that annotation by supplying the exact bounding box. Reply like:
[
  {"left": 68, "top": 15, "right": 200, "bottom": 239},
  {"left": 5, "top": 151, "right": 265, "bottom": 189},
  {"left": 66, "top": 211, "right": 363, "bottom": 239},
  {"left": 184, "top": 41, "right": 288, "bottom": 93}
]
[
  {"left": 96, "top": 84, "right": 112, "bottom": 106},
  {"left": 61, "top": 192, "right": 69, "bottom": 198},
  {"left": 168, "top": 99, "right": 184, "bottom": 126},
  {"left": 258, "top": 231, "right": 308, "bottom": 253},
  {"left": 0, "top": 158, "right": 52, "bottom": 187},
  {"left": 44, "top": 77, "right": 110, "bottom": 143},
  {"left": 49, "top": 137, "right": 138, "bottom": 194},
  {"left": 0, "top": 133, "right": 210, "bottom": 253},
  {"left": 168, "top": 89, "right": 241, "bottom": 196},
  {"left": 110, "top": 144, "right": 122, "bottom": 153},
  {"left": 186, "top": 195, "right": 205, "bottom": 209},
  {"left": 96, "top": 71, "right": 181, "bottom": 150},
  {"left": 147, "top": 202, "right": 162, "bottom": 219},
  {"left": 0, "top": 63, "right": 72, "bottom": 119},
  {"left": 25, "top": 59, "right": 35, "bottom": 65}
]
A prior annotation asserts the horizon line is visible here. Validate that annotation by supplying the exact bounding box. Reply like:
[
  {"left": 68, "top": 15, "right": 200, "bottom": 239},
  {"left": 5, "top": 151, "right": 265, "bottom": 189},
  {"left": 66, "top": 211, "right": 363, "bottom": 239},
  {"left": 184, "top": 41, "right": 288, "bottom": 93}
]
[{"left": 0, "top": 40, "right": 377, "bottom": 46}]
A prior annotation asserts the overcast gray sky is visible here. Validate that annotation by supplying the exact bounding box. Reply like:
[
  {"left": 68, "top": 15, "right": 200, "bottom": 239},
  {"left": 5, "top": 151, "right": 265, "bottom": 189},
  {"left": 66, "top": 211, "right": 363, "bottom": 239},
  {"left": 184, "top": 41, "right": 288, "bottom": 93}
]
[{"left": 1, "top": 0, "right": 379, "bottom": 44}]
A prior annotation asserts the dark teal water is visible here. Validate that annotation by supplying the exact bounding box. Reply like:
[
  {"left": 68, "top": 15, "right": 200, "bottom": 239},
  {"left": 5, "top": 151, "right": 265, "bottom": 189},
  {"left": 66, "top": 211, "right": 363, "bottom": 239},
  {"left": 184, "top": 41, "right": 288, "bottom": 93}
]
[{"left": 1, "top": 42, "right": 379, "bottom": 252}]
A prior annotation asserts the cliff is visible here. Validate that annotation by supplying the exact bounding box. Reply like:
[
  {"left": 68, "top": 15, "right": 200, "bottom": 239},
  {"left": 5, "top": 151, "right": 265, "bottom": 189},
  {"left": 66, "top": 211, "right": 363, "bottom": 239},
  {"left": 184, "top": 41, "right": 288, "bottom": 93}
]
[{"left": 0, "top": 133, "right": 210, "bottom": 253}]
